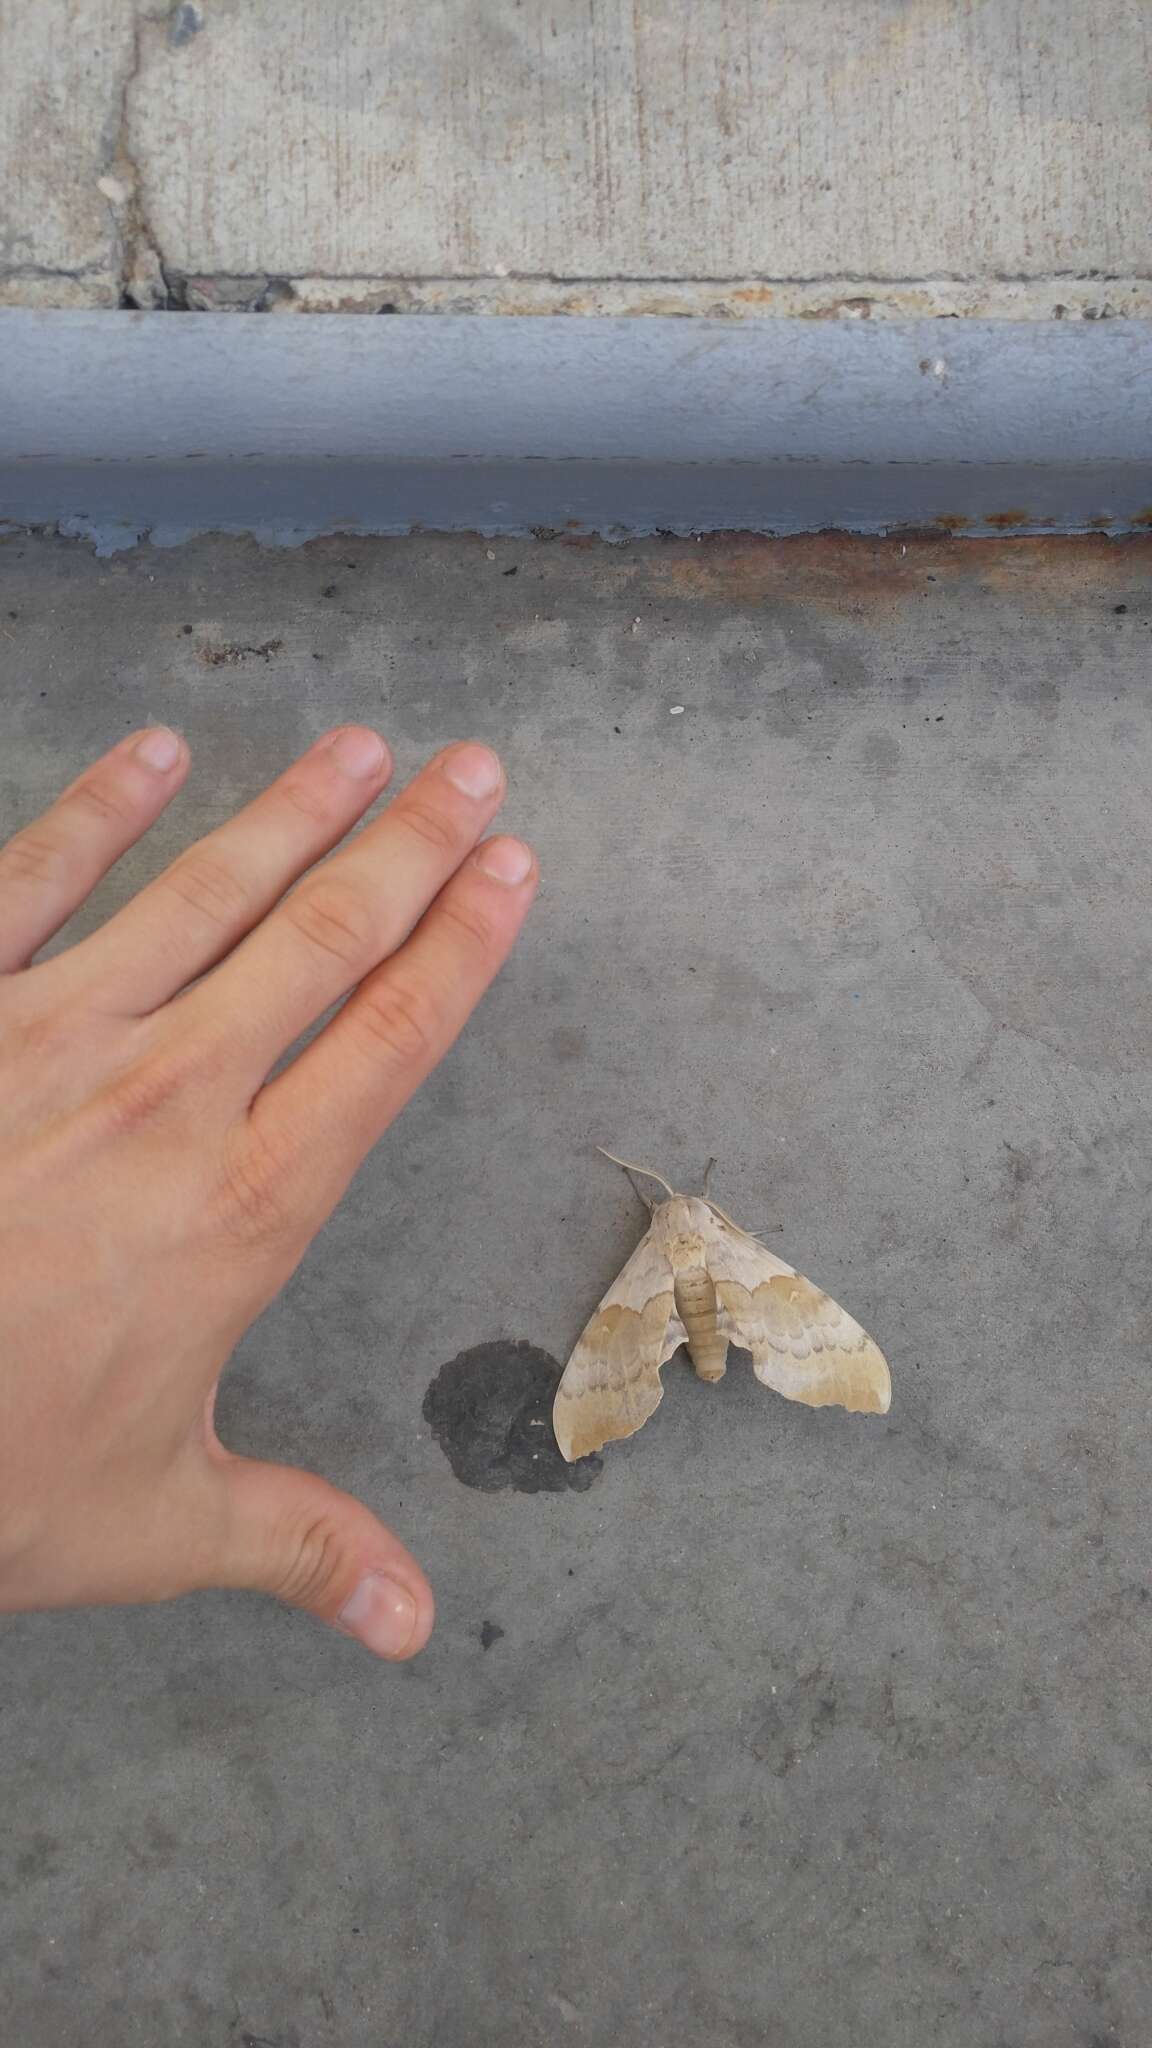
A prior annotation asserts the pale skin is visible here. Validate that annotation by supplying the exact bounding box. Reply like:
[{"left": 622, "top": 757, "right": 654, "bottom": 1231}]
[{"left": 0, "top": 724, "right": 537, "bottom": 1659}]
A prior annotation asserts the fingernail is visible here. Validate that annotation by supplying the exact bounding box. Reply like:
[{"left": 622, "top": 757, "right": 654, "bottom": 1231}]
[
  {"left": 327, "top": 726, "right": 388, "bottom": 778},
  {"left": 337, "top": 1572, "right": 417, "bottom": 1657},
  {"left": 474, "top": 835, "right": 533, "bottom": 885},
  {"left": 134, "top": 726, "right": 183, "bottom": 772},
  {"left": 443, "top": 743, "right": 502, "bottom": 799}
]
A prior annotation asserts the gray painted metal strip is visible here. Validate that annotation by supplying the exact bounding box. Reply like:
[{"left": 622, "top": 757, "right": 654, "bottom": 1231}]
[{"left": 1, "top": 310, "right": 1150, "bottom": 549}]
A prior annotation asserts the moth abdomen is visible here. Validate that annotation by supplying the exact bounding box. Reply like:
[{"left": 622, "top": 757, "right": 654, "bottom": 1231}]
[{"left": 673, "top": 1264, "right": 728, "bottom": 1383}]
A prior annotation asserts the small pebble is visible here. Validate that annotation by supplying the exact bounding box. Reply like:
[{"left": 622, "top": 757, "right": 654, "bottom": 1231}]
[{"left": 669, "top": 705, "right": 685, "bottom": 716}]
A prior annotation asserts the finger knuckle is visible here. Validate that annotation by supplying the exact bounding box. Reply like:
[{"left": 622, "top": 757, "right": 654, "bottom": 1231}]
[
  {"left": 0, "top": 826, "right": 73, "bottom": 892},
  {"left": 164, "top": 850, "right": 252, "bottom": 932},
  {"left": 278, "top": 775, "right": 334, "bottom": 829},
  {"left": 214, "top": 1121, "right": 296, "bottom": 1249},
  {"left": 275, "top": 1513, "right": 348, "bottom": 1609},
  {"left": 351, "top": 975, "right": 437, "bottom": 1069},
  {"left": 437, "top": 893, "right": 496, "bottom": 959},
  {"left": 65, "top": 777, "right": 135, "bottom": 831},
  {"left": 5, "top": 992, "right": 80, "bottom": 1063},
  {"left": 94, "top": 1045, "right": 194, "bottom": 1138},
  {"left": 397, "top": 798, "right": 460, "bottom": 859},
  {"left": 284, "top": 879, "right": 377, "bottom": 970}
]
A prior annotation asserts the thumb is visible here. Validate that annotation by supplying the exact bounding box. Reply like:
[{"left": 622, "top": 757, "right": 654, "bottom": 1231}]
[{"left": 214, "top": 1455, "right": 435, "bottom": 1660}]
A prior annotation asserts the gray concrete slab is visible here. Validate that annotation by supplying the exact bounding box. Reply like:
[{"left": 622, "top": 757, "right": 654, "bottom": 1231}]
[
  {"left": 127, "top": 0, "right": 1152, "bottom": 283},
  {"left": 1, "top": 529, "right": 1152, "bottom": 2046},
  {"left": 0, "top": 0, "right": 133, "bottom": 307},
  {"left": 3, "top": 1, "right": 1152, "bottom": 317}
]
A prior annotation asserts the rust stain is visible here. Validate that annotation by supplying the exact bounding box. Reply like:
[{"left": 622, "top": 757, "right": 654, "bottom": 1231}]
[
  {"left": 982, "top": 509, "right": 1031, "bottom": 530},
  {"left": 932, "top": 514, "right": 973, "bottom": 531},
  {"left": 728, "top": 285, "right": 777, "bottom": 310},
  {"left": 1133, "top": 507, "right": 1152, "bottom": 528},
  {"left": 643, "top": 532, "right": 1152, "bottom": 616}
]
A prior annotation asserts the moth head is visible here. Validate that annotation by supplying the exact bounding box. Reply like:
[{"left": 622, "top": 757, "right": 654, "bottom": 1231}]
[
  {"left": 597, "top": 1147, "right": 722, "bottom": 1216},
  {"left": 661, "top": 1194, "right": 714, "bottom": 1236}
]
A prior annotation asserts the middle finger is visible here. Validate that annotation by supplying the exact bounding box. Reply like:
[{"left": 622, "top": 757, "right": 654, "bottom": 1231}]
[{"left": 177, "top": 740, "right": 506, "bottom": 1081}]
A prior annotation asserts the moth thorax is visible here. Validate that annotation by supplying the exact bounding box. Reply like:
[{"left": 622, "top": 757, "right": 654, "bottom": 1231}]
[{"left": 673, "top": 1263, "right": 728, "bottom": 1383}]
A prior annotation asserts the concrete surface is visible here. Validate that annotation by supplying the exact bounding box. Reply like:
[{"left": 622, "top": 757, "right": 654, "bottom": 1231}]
[
  {"left": 2, "top": 0, "right": 1151, "bottom": 316},
  {"left": 0, "top": 0, "right": 134, "bottom": 304},
  {"left": 2, "top": 528, "right": 1152, "bottom": 2046},
  {"left": 8, "top": 309, "right": 1152, "bottom": 548}
]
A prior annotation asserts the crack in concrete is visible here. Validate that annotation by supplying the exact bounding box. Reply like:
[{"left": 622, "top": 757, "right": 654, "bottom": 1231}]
[
  {"left": 100, "top": 6, "right": 185, "bottom": 310},
  {"left": 129, "top": 273, "right": 1152, "bottom": 321},
  {"left": 0, "top": 263, "right": 113, "bottom": 282}
]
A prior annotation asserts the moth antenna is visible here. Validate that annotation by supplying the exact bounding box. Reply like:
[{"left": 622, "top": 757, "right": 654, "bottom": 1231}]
[
  {"left": 597, "top": 1147, "right": 676, "bottom": 1201},
  {"left": 701, "top": 1156, "right": 718, "bottom": 1200}
]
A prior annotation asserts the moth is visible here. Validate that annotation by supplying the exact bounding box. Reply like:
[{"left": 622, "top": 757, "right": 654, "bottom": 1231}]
[{"left": 553, "top": 1152, "right": 891, "bottom": 1461}]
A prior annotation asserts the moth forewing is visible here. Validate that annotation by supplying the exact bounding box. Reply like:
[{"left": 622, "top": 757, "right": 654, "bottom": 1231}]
[{"left": 551, "top": 1210, "right": 681, "bottom": 1462}]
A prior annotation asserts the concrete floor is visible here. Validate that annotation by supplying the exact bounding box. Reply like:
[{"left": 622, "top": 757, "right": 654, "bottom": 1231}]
[{"left": 2, "top": 529, "right": 1151, "bottom": 2046}]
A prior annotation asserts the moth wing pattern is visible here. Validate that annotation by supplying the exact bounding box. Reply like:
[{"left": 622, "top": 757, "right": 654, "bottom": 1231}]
[
  {"left": 703, "top": 1208, "right": 891, "bottom": 1414},
  {"left": 552, "top": 1217, "right": 688, "bottom": 1460}
]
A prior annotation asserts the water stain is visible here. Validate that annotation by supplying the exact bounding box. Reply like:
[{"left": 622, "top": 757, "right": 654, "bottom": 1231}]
[
  {"left": 549, "top": 1025, "right": 587, "bottom": 1063},
  {"left": 749, "top": 1665, "right": 838, "bottom": 1776},
  {"left": 423, "top": 1340, "right": 602, "bottom": 1494},
  {"left": 168, "top": 3, "right": 202, "bottom": 48},
  {"left": 861, "top": 729, "right": 902, "bottom": 776}
]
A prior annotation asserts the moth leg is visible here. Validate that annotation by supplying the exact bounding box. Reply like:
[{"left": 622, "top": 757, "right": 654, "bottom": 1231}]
[{"left": 701, "top": 1156, "right": 718, "bottom": 1200}]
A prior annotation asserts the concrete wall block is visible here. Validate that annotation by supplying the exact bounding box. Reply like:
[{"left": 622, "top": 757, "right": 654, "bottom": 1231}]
[
  {"left": 0, "top": 0, "right": 136, "bottom": 303},
  {"left": 129, "top": 0, "right": 1152, "bottom": 285}
]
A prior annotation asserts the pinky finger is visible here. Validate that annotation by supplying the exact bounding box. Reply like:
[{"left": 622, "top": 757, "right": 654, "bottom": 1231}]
[
  {"left": 0, "top": 727, "right": 188, "bottom": 973},
  {"left": 247, "top": 834, "right": 538, "bottom": 1220}
]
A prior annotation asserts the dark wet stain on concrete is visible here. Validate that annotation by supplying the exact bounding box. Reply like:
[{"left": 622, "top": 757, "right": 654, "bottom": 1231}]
[
  {"left": 423, "top": 1339, "right": 602, "bottom": 1494},
  {"left": 749, "top": 1666, "right": 839, "bottom": 1777},
  {"left": 479, "top": 1620, "right": 505, "bottom": 1650},
  {"left": 168, "top": 4, "right": 203, "bottom": 47}
]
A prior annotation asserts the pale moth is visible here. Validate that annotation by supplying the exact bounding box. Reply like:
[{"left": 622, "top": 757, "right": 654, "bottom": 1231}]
[{"left": 553, "top": 1153, "right": 891, "bottom": 1461}]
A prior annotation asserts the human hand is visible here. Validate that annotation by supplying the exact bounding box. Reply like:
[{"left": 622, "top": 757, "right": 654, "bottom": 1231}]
[{"left": 0, "top": 725, "right": 536, "bottom": 1658}]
